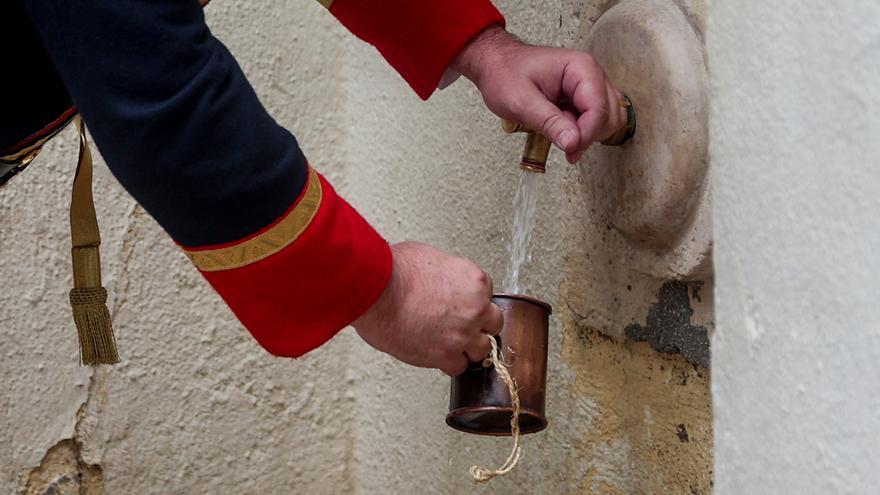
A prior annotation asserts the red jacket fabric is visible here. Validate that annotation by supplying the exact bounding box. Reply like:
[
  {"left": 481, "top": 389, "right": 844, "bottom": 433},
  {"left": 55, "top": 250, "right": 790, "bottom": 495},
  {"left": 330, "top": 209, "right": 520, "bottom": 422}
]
[
  {"left": 329, "top": 0, "right": 505, "bottom": 99},
  {"left": 195, "top": 0, "right": 505, "bottom": 357}
]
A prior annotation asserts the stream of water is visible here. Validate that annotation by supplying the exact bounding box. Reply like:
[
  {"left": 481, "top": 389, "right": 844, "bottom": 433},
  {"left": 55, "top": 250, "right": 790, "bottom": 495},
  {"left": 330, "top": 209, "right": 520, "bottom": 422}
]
[{"left": 502, "top": 170, "right": 541, "bottom": 294}]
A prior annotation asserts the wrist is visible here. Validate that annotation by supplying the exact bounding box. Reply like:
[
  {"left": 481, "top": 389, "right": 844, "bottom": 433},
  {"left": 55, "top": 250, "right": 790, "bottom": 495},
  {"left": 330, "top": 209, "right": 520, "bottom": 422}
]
[
  {"left": 353, "top": 245, "right": 402, "bottom": 333},
  {"left": 353, "top": 271, "right": 394, "bottom": 332},
  {"left": 450, "top": 24, "right": 516, "bottom": 84}
]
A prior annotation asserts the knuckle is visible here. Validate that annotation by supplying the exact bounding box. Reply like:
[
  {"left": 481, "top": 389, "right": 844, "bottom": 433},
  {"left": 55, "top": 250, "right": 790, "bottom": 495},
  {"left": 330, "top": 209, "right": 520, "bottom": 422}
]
[
  {"left": 441, "top": 363, "right": 457, "bottom": 377},
  {"left": 582, "top": 53, "right": 602, "bottom": 72},
  {"left": 442, "top": 354, "right": 468, "bottom": 375},
  {"left": 485, "top": 273, "right": 495, "bottom": 296},
  {"left": 462, "top": 302, "right": 484, "bottom": 323},
  {"left": 541, "top": 112, "right": 564, "bottom": 135},
  {"left": 504, "top": 92, "right": 529, "bottom": 118},
  {"left": 449, "top": 363, "right": 467, "bottom": 377},
  {"left": 445, "top": 335, "right": 463, "bottom": 352},
  {"left": 569, "top": 53, "right": 597, "bottom": 75},
  {"left": 456, "top": 257, "right": 477, "bottom": 272},
  {"left": 585, "top": 101, "right": 610, "bottom": 124},
  {"left": 461, "top": 262, "right": 486, "bottom": 286},
  {"left": 446, "top": 330, "right": 469, "bottom": 351},
  {"left": 475, "top": 268, "right": 491, "bottom": 288}
]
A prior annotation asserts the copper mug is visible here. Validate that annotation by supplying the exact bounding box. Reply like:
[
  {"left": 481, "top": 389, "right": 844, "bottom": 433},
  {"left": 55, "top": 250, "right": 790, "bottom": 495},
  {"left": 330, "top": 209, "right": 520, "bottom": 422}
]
[{"left": 446, "top": 293, "right": 552, "bottom": 436}]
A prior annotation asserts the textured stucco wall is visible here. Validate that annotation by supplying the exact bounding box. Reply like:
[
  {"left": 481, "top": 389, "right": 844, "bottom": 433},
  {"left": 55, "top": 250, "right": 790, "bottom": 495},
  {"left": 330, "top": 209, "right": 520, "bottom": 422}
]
[
  {"left": 709, "top": 2, "right": 880, "bottom": 494},
  {"left": 2, "top": 1, "right": 715, "bottom": 493}
]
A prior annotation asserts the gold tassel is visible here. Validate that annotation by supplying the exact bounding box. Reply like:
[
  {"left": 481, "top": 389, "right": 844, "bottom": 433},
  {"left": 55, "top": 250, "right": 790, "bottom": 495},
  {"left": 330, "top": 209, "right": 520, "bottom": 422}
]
[
  {"left": 69, "top": 117, "right": 119, "bottom": 365},
  {"left": 70, "top": 285, "right": 118, "bottom": 365}
]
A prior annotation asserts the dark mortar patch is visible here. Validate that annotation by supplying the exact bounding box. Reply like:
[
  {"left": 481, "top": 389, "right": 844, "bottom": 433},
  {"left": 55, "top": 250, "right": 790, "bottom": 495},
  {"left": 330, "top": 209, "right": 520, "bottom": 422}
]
[
  {"left": 625, "top": 281, "right": 711, "bottom": 368},
  {"left": 676, "top": 424, "right": 690, "bottom": 443},
  {"left": 690, "top": 281, "right": 704, "bottom": 302}
]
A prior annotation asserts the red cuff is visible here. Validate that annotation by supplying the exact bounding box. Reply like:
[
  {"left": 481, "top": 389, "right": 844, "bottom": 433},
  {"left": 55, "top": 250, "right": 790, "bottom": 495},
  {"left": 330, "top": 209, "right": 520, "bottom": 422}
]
[
  {"left": 329, "top": 0, "right": 505, "bottom": 99},
  {"left": 182, "top": 168, "right": 392, "bottom": 357}
]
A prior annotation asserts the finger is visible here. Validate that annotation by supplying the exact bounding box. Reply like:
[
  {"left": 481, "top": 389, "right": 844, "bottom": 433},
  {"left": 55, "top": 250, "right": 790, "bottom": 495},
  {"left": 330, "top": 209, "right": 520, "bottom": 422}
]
[
  {"left": 560, "top": 109, "right": 582, "bottom": 164},
  {"left": 603, "top": 78, "right": 622, "bottom": 137},
  {"left": 562, "top": 109, "right": 586, "bottom": 163},
  {"left": 573, "top": 85, "right": 610, "bottom": 150},
  {"left": 513, "top": 86, "right": 581, "bottom": 154},
  {"left": 483, "top": 269, "right": 495, "bottom": 299},
  {"left": 464, "top": 336, "right": 492, "bottom": 364},
  {"left": 566, "top": 149, "right": 584, "bottom": 164},
  {"left": 562, "top": 56, "right": 611, "bottom": 150},
  {"left": 603, "top": 77, "right": 627, "bottom": 141},
  {"left": 480, "top": 303, "right": 504, "bottom": 336},
  {"left": 440, "top": 354, "right": 469, "bottom": 377},
  {"left": 565, "top": 83, "right": 617, "bottom": 163},
  {"left": 610, "top": 80, "right": 627, "bottom": 127}
]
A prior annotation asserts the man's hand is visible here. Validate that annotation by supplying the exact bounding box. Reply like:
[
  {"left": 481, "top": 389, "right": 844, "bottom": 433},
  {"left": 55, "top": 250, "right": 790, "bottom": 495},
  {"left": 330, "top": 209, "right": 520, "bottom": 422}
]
[
  {"left": 353, "top": 242, "right": 504, "bottom": 376},
  {"left": 451, "top": 26, "right": 628, "bottom": 164}
]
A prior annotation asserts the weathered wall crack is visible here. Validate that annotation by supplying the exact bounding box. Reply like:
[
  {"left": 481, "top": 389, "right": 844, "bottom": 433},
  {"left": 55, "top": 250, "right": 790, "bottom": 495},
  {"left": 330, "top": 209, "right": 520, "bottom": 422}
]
[{"left": 21, "top": 367, "right": 108, "bottom": 495}]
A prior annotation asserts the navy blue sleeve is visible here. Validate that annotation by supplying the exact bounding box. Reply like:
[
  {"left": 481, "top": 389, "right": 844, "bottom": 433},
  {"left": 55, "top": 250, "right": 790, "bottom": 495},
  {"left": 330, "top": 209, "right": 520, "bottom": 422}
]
[{"left": 21, "top": 0, "right": 308, "bottom": 247}]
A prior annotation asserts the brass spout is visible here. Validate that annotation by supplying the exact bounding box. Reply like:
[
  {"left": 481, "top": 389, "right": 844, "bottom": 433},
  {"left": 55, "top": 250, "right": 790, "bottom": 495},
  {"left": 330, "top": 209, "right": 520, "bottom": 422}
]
[
  {"left": 501, "top": 121, "right": 551, "bottom": 173},
  {"left": 501, "top": 95, "right": 636, "bottom": 173}
]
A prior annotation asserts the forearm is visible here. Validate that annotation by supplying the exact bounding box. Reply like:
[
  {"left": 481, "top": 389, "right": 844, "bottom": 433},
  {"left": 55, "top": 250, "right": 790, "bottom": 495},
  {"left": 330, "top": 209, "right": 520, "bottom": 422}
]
[
  {"left": 22, "top": 0, "right": 391, "bottom": 357},
  {"left": 449, "top": 25, "right": 515, "bottom": 86}
]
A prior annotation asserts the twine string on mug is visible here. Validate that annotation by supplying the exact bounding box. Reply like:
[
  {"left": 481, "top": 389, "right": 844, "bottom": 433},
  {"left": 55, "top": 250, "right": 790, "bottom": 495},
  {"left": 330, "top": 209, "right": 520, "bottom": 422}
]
[{"left": 469, "top": 334, "right": 522, "bottom": 482}]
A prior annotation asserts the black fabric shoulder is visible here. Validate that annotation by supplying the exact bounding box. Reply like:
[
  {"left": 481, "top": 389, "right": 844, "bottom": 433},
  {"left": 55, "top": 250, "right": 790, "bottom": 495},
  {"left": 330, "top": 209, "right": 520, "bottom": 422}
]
[{"left": 1, "top": 1, "right": 74, "bottom": 154}]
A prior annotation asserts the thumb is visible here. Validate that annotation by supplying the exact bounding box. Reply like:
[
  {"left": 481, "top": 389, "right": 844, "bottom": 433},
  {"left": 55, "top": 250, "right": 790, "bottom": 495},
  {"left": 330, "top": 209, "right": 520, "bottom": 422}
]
[{"left": 514, "top": 89, "right": 580, "bottom": 153}]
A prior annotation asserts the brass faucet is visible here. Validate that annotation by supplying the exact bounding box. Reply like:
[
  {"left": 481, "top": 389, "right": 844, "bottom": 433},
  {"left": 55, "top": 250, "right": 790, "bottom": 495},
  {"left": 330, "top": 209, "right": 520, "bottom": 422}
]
[
  {"left": 500, "top": 120, "right": 553, "bottom": 173},
  {"left": 501, "top": 95, "right": 636, "bottom": 173}
]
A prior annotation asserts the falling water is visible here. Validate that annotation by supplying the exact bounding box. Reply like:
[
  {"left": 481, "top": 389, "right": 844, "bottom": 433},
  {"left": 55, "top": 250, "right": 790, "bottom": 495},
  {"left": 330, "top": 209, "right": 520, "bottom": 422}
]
[{"left": 502, "top": 170, "right": 541, "bottom": 294}]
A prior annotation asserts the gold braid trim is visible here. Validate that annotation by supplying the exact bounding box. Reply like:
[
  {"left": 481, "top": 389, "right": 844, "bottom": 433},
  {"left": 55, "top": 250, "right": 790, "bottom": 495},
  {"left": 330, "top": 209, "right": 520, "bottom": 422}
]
[
  {"left": 182, "top": 168, "right": 323, "bottom": 272},
  {"left": 317, "top": 0, "right": 334, "bottom": 8},
  {"left": 1, "top": 135, "right": 50, "bottom": 165}
]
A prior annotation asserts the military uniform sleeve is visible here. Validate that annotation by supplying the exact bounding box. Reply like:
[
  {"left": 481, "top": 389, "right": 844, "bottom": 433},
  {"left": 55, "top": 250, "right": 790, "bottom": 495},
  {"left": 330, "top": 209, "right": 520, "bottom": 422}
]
[
  {"left": 22, "top": 0, "right": 391, "bottom": 357},
  {"left": 324, "top": 0, "right": 506, "bottom": 99}
]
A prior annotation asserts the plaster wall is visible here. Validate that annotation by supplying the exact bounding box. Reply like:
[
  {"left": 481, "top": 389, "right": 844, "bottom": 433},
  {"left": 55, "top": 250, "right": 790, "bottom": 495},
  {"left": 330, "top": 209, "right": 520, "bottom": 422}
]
[
  {"left": 2, "top": 0, "right": 715, "bottom": 494},
  {"left": 708, "top": 2, "right": 880, "bottom": 493}
]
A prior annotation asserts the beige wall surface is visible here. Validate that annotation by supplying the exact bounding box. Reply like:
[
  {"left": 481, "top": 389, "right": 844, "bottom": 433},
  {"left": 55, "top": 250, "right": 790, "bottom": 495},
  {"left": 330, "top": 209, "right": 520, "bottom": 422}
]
[
  {"left": 709, "top": 1, "right": 880, "bottom": 493},
  {"left": 2, "top": 1, "right": 714, "bottom": 494}
]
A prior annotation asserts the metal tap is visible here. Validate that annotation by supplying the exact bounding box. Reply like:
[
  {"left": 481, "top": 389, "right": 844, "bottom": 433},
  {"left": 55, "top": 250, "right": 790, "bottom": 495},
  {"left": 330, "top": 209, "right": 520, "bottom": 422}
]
[
  {"left": 501, "top": 95, "right": 636, "bottom": 173},
  {"left": 501, "top": 120, "right": 552, "bottom": 173}
]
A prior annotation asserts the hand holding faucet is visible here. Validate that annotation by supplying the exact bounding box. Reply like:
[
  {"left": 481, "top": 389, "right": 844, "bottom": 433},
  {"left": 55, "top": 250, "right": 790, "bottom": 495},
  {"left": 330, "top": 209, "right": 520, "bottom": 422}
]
[{"left": 451, "top": 25, "right": 630, "bottom": 164}]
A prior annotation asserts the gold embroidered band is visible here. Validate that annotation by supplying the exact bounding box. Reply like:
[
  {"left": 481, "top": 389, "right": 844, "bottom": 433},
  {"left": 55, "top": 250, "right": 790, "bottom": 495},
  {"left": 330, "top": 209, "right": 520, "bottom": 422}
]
[
  {"left": 183, "top": 168, "right": 323, "bottom": 272},
  {"left": 1, "top": 133, "right": 51, "bottom": 164},
  {"left": 317, "top": 0, "right": 334, "bottom": 8}
]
